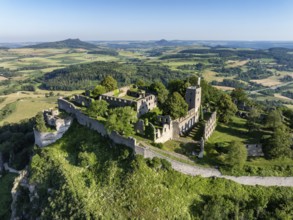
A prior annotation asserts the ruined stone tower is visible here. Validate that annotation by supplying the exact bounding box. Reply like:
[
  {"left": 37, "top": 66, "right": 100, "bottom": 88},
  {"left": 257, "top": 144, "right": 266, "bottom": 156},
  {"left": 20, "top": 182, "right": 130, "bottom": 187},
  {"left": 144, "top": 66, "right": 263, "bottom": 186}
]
[{"left": 185, "top": 77, "right": 201, "bottom": 112}]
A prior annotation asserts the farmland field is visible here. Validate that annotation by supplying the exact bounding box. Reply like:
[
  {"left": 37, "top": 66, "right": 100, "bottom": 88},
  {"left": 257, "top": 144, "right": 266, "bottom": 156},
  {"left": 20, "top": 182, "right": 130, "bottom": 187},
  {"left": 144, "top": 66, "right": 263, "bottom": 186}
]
[
  {"left": 0, "top": 90, "right": 83, "bottom": 124},
  {"left": 1, "top": 44, "right": 293, "bottom": 124}
]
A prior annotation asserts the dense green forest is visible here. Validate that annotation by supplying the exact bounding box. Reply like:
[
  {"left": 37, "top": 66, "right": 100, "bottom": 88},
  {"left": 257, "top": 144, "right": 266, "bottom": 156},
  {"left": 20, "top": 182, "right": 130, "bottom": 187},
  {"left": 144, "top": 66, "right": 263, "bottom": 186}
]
[
  {"left": 0, "top": 119, "right": 35, "bottom": 170},
  {"left": 13, "top": 123, "right": 292, "bottom": 219},
  {"left": 41, "top": 62, "right": 188, "bottom": 90}
]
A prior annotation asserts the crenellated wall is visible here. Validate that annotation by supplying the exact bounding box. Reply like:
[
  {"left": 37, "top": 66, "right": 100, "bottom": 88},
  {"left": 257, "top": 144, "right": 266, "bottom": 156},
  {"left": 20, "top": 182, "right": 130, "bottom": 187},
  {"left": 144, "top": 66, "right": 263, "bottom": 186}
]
[
  {"left": 99, "top": 95, "right": 136, "bottom": 108},
  {"left": 72, "top": 95, "right": 93, "bottom": 107}
]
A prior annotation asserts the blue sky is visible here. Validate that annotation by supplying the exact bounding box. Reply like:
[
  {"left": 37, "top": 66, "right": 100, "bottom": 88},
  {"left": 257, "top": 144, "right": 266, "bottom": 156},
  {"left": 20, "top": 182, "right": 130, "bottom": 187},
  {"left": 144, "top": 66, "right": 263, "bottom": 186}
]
[{"left": 1, "top": 0, "right": 293, "bottom": 42}]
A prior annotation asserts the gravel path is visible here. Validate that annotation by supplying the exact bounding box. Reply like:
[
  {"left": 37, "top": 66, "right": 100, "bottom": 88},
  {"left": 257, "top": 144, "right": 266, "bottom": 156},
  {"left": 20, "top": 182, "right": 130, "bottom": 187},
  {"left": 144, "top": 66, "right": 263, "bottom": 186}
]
[
  {"left": 169, "top": 159, "right": 293, "bottom": 187},
  {"left": 147, "top": 148, "right": 293, "bottom": 187},
  {"left": 222, "top": 176, "right": 293, "bottom": 187}
]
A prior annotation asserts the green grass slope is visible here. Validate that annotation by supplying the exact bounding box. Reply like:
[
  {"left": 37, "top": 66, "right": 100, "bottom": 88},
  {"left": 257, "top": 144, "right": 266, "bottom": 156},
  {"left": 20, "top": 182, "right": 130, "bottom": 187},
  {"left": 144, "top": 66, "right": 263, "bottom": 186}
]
[{"left": 22, "top": 122, "right": 293, "bottom": 219}]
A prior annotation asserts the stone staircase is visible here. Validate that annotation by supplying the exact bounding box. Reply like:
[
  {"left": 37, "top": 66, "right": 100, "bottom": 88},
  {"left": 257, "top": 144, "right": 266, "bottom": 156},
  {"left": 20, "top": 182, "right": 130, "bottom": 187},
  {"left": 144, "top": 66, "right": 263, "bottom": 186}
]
[{"left": 183, "top": 121, "right": 204, "bottom": 141}]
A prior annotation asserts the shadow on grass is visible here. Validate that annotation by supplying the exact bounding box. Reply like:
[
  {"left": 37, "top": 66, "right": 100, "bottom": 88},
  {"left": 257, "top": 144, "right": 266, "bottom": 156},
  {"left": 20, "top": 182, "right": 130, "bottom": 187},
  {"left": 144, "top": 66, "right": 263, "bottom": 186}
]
[
  {"left": 174, "top": 142, "right": 198, "bottom": 156},
  {"left": 215, "top": 120, "right": 269, "bottom": 144}
]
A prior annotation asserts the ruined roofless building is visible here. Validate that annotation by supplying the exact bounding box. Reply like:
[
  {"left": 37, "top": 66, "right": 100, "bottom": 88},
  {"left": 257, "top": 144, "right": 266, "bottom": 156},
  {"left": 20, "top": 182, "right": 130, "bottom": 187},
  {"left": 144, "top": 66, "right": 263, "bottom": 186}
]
[
  {"left": 99, "top": 85, "right": 157, "bottom": 117},
  {"left": 70, "top": 79, "right": 203, "bottom": 143}
]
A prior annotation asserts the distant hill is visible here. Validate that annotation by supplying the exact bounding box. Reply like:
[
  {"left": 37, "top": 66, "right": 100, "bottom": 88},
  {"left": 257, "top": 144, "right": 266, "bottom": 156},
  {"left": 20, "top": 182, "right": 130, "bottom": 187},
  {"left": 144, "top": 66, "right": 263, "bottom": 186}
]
[
  {"left": 0, "top": 47, "right": 8, "bottom": 50},
  {"left": 24, "top": 38, "right": 97, "bottom": 49},
  {"left": 155, "top": 39, "right": 170, "bottom": 46}
]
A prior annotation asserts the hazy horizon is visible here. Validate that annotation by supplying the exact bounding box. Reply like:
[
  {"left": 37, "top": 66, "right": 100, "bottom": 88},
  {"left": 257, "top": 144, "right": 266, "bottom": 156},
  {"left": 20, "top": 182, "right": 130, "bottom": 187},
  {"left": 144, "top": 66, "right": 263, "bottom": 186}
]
[
  {"left": 3, "top": 39, "right": 293, "bottom": 44},
  {"left": 1, "top": 0, "right": 293, "bottom": 42}
]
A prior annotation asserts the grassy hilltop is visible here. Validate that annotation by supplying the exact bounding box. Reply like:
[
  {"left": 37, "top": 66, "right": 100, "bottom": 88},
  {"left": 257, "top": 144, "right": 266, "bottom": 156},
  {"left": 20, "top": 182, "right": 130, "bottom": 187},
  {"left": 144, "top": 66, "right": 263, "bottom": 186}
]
[{"left": 11, "top": 122, "right": 291, "bottom": 219}]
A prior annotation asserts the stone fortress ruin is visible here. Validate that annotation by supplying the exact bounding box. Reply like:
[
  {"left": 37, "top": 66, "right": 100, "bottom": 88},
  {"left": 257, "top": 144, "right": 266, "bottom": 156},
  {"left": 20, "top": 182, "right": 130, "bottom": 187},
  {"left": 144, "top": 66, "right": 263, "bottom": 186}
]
[
  {"left": 67, "top": 78, "right": 216, "bottom": 144},
  {"left": 35, "top": 78, "right": 217, "bottom": 158},
  {"left": 134, "top": 81, "right": 203, "bottom": 143}
]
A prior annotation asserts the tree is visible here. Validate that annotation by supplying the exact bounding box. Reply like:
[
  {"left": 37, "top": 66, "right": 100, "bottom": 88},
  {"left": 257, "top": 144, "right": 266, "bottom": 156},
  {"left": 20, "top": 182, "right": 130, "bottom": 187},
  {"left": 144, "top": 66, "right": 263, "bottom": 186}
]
[
  {"left": 200, "top": 79, "right": 223, "bottom": 108},
  {"left": 230, "top": 88, "right": 248, "bottom": 105},
  {"left": 195, "top": 63, "right": 205, "bottom": 72},
  {"left": 167, "top": 79, "right": 190, "bottom": 97},
  {"left": 92, "top": 85, "right": 106, "bottom": 97},
  {"left": 163, "top": 92, "right": 188, "bottom": 119},
  {"left": 78, "top": 152, "right": 97, "bottom": 169},
  {"left": 101, "top": 76, "right": 118, "bottom": 92},
  {"left": 86, "top": 100, "right": 109, "bottom": 118},
  {"left": 149, "top": 82, "right": 169, "bottom": 106},
  {"left": 188, "top": 75, "right": 199, "bottom": 86},
  {"left": 246, "top": 108, "right": 261, "bottom": 132},
  {"left": 225, "top": 141, "right": 247, "bottom": 169},
  {"left": 217, "top": 93, "right": 237, "bottom": 123},
  {"left": 35, "top": 112, "right": 47, "bottom": 132},
  {"left": 105, "top": 106, "right": 137, "bottom": 137},
  {"left": 195, "top": 195, "right": 235, "bottom": 220},
  {"left": 281, "top": 107, "right": 293, "bottom": 129},
  {"left": 136, "top": 79, "right": 145, "bottom": 87},
  {"left": 265, "top": 125, "right": 292, "bottom": 159},
  {"left": 265, "top": 109, "right": 283, "bottom": 129}
]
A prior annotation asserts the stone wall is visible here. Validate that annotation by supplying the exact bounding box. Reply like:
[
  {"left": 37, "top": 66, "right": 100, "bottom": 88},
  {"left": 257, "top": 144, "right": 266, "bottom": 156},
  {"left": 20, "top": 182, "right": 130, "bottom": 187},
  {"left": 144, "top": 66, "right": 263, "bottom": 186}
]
[
  {"left": 157, "top": 115, "right": 172, "bottom": 124},
  {"left": 153, "top": 115, "right": 172, "bottom": 143},
  {"left": 72, "top": 95, "right": 93, "bottom": 107},
  {"left": 44, "top": 109, "right": 72, "bottom": 131},
  {"left": 155, "top": 123, "right": 173, "bottom": 143},
  {"left": 99, "top": 95, "right": 136, "bottom": 108},
  {"left": 136, "top": 94, "right": 157, "bottom": 117},
  {"left": 109, "top": 131, "right": 136, "bottom": 150},
  {"left": 174, "top": 109, "right": 199, "bottom": 136},
  {"left": 58, "top": 98, "right": 137, "bottom": 150},
  {"left": 135, "top": 119, "right": 145, "bottom": 135},
  {"left": 34, "top": 117, "right": 73, "bottom": 147},
  {"left": 203, "top": 111, "right": 217, "bottom": 140},
  {"left": 99, "top": 85, "right": 157, "bottom": 117},
  {"left": 102, "top": 85, "right": 130, "bottom": 97}
]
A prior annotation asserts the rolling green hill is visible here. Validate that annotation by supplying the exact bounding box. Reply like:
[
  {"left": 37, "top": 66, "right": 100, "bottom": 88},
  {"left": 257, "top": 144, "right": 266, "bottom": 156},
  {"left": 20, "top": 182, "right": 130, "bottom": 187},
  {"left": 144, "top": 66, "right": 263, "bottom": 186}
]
[{"left": 23, "top": 38, "right": 97, "bottom": 49}]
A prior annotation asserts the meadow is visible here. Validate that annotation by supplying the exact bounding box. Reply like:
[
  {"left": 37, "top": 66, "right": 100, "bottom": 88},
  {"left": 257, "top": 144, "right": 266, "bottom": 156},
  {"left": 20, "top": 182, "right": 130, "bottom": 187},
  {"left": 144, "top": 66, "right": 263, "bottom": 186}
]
[{"left": 0, "top": 90, "right": 82, "bottom": 124}]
